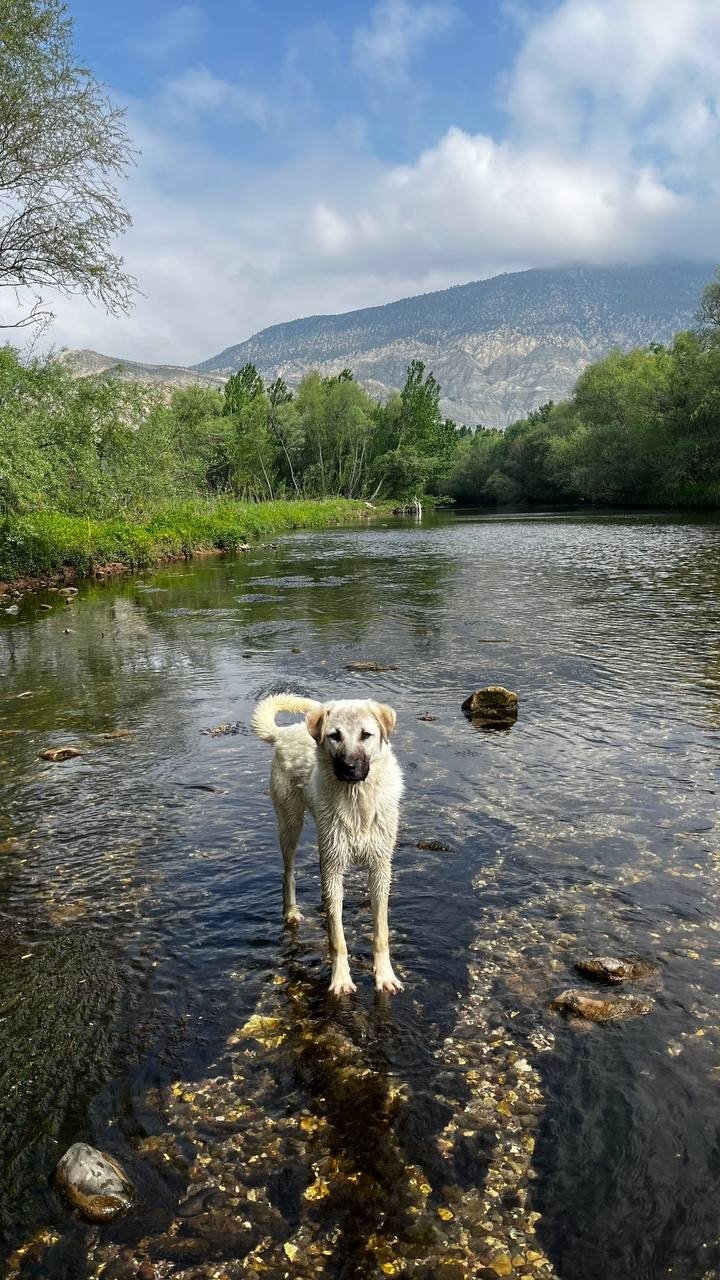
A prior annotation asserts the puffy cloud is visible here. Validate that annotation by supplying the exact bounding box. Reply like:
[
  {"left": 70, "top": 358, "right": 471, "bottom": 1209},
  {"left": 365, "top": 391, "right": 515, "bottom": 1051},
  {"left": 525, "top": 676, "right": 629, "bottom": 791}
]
[
  {"left": 506, "top": 0, "right": 720, "bottom": 163},
  {"left": 25, "top": 0, "right": 720, "bottom": 364}
]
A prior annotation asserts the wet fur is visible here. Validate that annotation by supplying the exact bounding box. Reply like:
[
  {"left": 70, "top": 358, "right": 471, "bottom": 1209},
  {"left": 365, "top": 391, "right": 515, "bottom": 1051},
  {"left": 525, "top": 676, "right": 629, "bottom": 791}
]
[{"left": 252, "top": 693, "right": 404, "bottom": 995}]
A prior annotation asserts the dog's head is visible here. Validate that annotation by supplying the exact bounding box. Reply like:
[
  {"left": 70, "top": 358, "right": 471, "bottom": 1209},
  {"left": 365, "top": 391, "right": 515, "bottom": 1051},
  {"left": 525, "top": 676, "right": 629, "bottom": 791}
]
[{"left": 305, "top": 699, "right": 397, "bottom": 784}]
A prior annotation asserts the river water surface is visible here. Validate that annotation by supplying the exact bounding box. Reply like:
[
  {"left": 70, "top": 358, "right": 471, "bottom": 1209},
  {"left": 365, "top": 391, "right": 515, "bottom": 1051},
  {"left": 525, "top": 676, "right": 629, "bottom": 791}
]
[{"left": 2, "top": 511, "right": 720, "bottom": 1280}]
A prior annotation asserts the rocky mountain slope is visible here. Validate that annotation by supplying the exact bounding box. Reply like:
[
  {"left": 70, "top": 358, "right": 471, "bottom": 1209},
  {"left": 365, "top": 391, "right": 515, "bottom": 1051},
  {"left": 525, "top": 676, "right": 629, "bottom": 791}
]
[
  {"left": 55, "top": 348, "right": 225, "bottom": 392},
  {"left": 196, "top": 261, "right": 715, "bottom": 427}
]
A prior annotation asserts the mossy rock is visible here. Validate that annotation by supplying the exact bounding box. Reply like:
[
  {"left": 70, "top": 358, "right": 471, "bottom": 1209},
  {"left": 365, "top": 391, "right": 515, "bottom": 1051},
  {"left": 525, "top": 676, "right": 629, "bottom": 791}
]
[{"left": 462, "top": 686, "right": 519, "bottom": 725}]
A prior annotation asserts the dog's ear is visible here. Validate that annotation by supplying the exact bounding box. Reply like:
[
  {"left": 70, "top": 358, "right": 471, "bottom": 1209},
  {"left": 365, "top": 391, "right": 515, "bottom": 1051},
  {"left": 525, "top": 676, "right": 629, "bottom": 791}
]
[
  {"left": 371, "top": 702, "right": 397, "bottom": 743},
  {"left": 306, "top": 706, "right": 329, "bottom": 743}
]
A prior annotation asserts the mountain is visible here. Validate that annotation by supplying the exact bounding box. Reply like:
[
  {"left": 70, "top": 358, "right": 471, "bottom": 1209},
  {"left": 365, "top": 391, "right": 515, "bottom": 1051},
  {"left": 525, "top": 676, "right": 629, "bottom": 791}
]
[
  {"left": 195, "top": 261, "right": 715, "bottom": 427},
  {"left": 55, "top": 348, "right": 225, "bottom": 392}
]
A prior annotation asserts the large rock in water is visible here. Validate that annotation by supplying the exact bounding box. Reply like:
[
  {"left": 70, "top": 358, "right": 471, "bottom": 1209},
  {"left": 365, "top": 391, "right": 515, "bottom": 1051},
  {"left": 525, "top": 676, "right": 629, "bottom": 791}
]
[
  {"left": 55, "top": 1143, "right": 134, "bottom": 1222},
  {"left": 461, "top": 686, "right": 519, "bottom": 726},
  {"left": 575, "top": 955, "right": 656, "bottom": 984},
  {"left": 551, "top": 990, "right": 654, "bottom": 1023}
]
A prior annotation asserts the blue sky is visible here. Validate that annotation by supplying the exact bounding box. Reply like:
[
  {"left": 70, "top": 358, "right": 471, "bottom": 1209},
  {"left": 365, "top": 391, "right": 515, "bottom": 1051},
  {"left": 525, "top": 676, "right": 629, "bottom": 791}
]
[
  {"left": 71, "top": 0, "right": 516, "bottom": 166},
  {"left": 39, "top": 0, "right": 720, "bottom": 363}
]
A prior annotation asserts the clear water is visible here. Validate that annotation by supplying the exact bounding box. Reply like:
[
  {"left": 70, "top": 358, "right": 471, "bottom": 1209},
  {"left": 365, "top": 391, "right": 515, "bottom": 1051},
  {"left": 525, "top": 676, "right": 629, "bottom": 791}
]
[{"left": 1, "top": 511, "right": 720, "bottom": 1280}]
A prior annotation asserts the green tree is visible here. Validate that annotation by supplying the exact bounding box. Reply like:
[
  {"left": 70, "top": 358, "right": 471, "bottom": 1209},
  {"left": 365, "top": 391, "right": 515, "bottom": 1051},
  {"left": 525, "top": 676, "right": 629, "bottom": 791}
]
[
  {"left": 696, "top": 270, "right": 720, "bottom": 336},
  {"left": 166, "top": 384, "right": 229, "bottom": 492},
  {"left": 0, "top": 0, "right": 136, "bottom": 329},
  {"left": 223, "top": 363, "right": 264, "bottom": 416},
  {"left": 396, "top": 360, "right": 441, "bottom": 453}
]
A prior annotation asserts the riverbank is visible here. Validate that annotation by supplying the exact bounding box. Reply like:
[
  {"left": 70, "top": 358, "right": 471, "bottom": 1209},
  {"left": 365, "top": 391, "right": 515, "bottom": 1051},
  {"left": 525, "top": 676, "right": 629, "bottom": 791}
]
[{"left": 0, "top": 499, "right": 379, "bottom": 594}]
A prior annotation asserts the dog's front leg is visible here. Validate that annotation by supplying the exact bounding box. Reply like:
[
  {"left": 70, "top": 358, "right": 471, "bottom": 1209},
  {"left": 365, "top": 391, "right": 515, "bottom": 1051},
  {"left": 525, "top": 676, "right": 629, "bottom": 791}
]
[
  {"left": 321, "top": 866, "right": 355, "bottom": 996},
  {"left": 275, "top": 790, "right": 304, "bottom": 926},
  {"left": 369, "top": 860, "right": 403, "bottom": 994}
]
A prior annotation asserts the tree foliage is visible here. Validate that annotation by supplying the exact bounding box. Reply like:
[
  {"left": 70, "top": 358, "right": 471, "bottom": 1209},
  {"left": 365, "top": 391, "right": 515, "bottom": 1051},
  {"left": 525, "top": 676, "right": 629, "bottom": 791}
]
[
  {"left": 446, "top": 324, "right": 720, "bottom": 508},
  {"left": 0, "top": 0, "right": 136, "bottom": 328},
  {"left": 2, "top": 280, "right": 720, "bottom": 522}
]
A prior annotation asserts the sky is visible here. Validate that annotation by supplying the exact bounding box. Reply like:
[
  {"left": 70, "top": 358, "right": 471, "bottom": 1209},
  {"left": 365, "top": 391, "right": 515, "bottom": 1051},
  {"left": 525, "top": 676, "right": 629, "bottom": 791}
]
[{"left": 27, "top": 0, "right": 720, "bottom": 364}]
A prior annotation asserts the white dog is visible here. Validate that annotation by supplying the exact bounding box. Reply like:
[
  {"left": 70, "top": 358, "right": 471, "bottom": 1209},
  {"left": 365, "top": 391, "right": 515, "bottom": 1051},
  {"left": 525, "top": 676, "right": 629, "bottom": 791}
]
[{"left": 252, "top": 694, "right": 404, "bottom": 996}]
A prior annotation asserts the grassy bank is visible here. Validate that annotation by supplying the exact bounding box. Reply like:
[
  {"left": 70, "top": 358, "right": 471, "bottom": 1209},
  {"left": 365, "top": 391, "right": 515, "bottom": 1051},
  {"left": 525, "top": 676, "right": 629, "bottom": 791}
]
[{"left": 0, "top": 499, "right": 377, "bottom": 587}]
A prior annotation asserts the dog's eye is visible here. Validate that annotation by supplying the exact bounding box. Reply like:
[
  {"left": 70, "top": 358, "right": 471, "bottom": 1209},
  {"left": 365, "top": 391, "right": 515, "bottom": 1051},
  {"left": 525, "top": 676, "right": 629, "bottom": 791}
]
[
  {"left": 360, "top": 729, "right": 373, "bottom": 740},
  {"left": 328, "top": 729, "right": 342, "bottom": 741}
]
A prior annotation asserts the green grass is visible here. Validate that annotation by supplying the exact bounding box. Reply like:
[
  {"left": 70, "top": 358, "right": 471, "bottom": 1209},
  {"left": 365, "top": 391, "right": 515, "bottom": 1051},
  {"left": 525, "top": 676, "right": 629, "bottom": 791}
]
[{"left": 0, "top": 499, "right": 377, "bottom": 583}]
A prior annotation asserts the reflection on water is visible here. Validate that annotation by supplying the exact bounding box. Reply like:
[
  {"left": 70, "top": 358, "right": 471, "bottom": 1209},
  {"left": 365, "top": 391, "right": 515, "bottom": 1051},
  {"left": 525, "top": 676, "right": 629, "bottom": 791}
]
[{"left": 1, "top": 511, "right": 720, "bottom": 1278}]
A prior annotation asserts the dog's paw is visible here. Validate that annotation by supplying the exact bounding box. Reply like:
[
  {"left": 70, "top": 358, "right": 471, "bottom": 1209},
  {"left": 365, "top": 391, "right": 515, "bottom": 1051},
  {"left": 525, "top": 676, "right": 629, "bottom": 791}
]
[
  {"left": 328, "top": 977, "right": 356, "bottom": 997},
  {"left": 283, "top": 907, "right": 303, "bottom": 927},
  {"left": 374, "top": 971, "right": 404, "bottom": 994}
]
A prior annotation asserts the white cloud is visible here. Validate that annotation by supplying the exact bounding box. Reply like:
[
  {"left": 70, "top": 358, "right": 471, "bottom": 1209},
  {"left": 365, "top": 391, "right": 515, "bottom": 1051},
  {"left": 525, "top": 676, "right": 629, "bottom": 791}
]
[
  {"left": 158, "top": 65, "right": 267, "bottom": 125},
  {"left": 353, "top": 0, "right": 458, "bottom": 82},
  {"left": 129, "top": 4, "right": 206, "bottom": 62},
  {"left": 21, "top": 0, "right": 720, "bottom": 366},
  {"left": 507, "top": 0, "right": 720, "bottom": 161}
]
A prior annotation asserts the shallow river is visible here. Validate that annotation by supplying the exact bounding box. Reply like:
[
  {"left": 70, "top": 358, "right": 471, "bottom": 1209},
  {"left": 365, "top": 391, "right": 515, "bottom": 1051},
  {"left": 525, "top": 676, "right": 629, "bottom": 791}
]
[{"left": 2, "top": 511, "right": 720, "bottom": 1280}]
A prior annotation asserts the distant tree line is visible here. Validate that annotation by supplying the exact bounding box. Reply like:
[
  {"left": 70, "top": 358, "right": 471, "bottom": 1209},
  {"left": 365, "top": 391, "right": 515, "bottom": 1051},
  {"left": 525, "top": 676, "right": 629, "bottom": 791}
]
[
  {"left": 0, "top": 354, "right": 459, "bottom": 517},
  {"left": 1, "top": 273, "right": 720, "bottom": 519},
  {"left": 447, "top": 276, "right": 720, "bottom": 508}
]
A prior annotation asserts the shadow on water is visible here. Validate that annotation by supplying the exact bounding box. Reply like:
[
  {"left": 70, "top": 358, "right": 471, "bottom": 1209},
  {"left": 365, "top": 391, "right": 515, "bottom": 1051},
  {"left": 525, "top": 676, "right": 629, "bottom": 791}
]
[{"left": 1, "top": 510, "right": 720, "bottom": 1278}]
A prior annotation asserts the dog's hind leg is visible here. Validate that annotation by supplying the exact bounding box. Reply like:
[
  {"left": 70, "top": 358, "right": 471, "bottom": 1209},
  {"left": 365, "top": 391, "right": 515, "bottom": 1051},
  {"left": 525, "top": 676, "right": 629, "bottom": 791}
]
[
  {"left": 320, "top": 864, "right": 355, "bottom": 996},
  {"left": 272, "top": 783, "right": 304, "bottom": 926},
  {"left": 369, "top": 860, "right": 403, "bottom": 994}
]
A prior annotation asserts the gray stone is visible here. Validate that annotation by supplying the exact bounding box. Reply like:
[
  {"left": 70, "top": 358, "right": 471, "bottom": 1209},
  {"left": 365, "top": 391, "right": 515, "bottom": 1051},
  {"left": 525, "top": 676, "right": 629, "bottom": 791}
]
[{"left": 55, "top": 1142, "right": 134, "bottom": 1222}]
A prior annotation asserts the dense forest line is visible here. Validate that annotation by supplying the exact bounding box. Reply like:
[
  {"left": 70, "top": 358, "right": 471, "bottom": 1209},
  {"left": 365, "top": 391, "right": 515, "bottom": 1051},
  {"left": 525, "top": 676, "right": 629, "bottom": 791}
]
[
  {"left": 1, "top": 273, "right": 719, "bottom": 526},
  {"left": 0, "top": 350, "right": 457, "bottom": 517}
]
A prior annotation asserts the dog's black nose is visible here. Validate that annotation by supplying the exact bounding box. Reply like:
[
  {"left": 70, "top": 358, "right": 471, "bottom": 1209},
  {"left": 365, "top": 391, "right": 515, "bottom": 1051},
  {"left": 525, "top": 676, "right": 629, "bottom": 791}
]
[{"left": 334, "top": 758, "right": 369, "bottom": 783}]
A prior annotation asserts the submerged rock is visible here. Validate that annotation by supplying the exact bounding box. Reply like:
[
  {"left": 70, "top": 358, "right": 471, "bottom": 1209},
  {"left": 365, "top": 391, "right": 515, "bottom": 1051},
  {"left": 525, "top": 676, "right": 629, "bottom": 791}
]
[
  {"left": 200, "top": 722, "right": 241, "bottom": 737},
  {"left": 417, "top": 839, "right": 452, "bottom": 852},
  {"left": 551, "top": 989, "right": 654, "bottom": 1022},
  {"left": 461, "top": 686, "right": 519, "bottom": 726},
  {"left": 55, "top": 1143, "right": 134, "bottom": 1222},
  {"left": 346, "top": 660, "right": 400, "bottom": 672},
  {"left": 575, "top": 955, "right": 656, "bottom": 984},
  {"left": 39, "top": 746, "right": 82, "bottom": 761},
  {"left": 57, "top": 586, "right": 79, "bottom": 598}
]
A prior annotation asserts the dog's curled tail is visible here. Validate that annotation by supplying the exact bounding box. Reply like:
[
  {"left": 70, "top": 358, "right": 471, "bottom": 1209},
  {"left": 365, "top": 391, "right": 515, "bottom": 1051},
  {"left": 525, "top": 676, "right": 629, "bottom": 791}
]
[{"left": 251, "top": 693, "right": 321, "bottom": 744}]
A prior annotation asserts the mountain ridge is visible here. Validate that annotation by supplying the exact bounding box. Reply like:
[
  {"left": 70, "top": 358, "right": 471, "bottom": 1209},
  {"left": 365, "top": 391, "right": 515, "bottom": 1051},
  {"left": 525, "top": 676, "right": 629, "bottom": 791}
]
[
  {"left": 195, "top": 260, "right": 715, "bottom": 426},
  {"left": 55, "top": 348, "right": 224, "bottom": 391}
]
